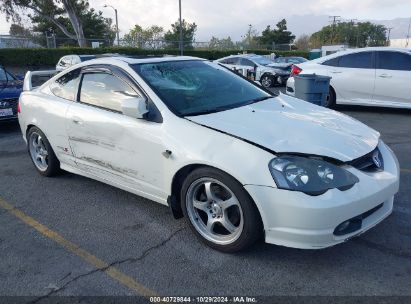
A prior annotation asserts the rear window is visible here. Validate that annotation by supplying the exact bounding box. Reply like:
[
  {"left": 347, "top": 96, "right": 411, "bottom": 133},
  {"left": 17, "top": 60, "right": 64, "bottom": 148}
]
[{"left": 322, "top": 57, "right": 339, "bottom": 67}]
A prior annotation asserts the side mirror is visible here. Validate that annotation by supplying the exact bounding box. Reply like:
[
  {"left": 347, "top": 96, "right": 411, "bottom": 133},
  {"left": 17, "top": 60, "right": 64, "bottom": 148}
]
[{"left": 121, "top": 97, "right": 149, "bottom": 119}]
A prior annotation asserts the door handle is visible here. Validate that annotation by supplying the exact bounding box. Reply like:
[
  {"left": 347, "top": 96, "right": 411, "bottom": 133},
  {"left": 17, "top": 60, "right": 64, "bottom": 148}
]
[{"left": 378, "top": 74, "right": 392, "bottom": 78}]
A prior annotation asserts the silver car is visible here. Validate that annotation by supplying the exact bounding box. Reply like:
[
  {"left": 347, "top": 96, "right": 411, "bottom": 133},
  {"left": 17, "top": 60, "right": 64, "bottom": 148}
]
[{"left": 215, "top": 54, "right": 289, "bottom": 88}]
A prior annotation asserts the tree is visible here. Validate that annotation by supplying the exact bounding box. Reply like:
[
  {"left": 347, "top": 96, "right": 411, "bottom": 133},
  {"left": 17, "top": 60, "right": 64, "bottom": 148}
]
[
  {"left": 259, "top": 19, "right": 296, "bottom": 47},
  {"left": 164, "top": 19, "right": 197, "bottom": 49},
  {"left": 0, "top": 0, "right": 114, "bottom": 47},
  {"left": 123, "top": 25, "right": 164, "bottom": 49},
  {"left": 239, "top": 25, "right": 259, "bottom": 49},
  {"left": 310, "top": 22, "right": 386, "bottom": 48},
  {"left": 209, "top": 36, "right": 235, "bottom": 50},
  {"left": 294, "top": 34, "right": 311, "bottom": 50}
]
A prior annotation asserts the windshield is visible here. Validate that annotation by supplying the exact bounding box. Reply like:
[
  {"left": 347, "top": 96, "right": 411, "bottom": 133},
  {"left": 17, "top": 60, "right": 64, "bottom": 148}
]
[
  {"left": 132, "top": 60, "right": 271, "bottom": 116},
  {"left": 250, "top": 56, "right": 274, "bottom": 66}
]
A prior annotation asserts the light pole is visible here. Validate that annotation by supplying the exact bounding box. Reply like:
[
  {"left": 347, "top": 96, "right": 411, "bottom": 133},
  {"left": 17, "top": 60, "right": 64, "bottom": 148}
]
[
  {"left": 104, "top": 4, "right": 120, "bottom": 46},
  {"left": 179, "top": 0, "right": 183, "bottom": 55}
]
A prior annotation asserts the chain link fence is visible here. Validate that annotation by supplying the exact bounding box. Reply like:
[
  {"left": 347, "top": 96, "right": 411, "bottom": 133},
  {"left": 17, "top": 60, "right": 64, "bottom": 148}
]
[{"left": 0, "top": 34, "right": 294, "bottom": 51}]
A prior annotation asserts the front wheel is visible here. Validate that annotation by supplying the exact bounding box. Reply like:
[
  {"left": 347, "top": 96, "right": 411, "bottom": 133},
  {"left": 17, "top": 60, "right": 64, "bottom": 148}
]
[{"left": 181, "top": 167, "right": 263, "bottom": 252}]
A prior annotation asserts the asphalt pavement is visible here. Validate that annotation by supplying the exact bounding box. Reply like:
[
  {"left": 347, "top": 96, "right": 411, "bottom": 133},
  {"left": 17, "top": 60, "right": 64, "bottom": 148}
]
[{"left": 0, "top": 92, "right": 410, "bottom": 303}]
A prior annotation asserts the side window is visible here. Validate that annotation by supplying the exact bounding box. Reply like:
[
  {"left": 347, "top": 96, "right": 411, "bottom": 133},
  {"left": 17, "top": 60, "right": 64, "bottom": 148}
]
[
  {"left": 50, "top": 69, "right": 81, "bottom": 101},
  {"left": 338, "top": 52, "right": 373, "bottom": 69},
  {"left": 240, "top": 58, "right": 255, "bottom": 67},
  {"left": 377, "top": 51, "right": 411, "bottom": 71},
  {"left": 322, "top": 57, "right": 340, "bottom": 67},
  {"left": 225, "top": 57, "right": 238, "bottom": 65},
  {"left": 79, "top": 72, "right": 140, "bottom": 112}
]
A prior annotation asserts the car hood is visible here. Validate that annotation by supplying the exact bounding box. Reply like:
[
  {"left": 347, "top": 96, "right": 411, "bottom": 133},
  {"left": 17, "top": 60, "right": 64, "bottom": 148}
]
[{"left": 186, "top": 94, "right": 380, "bottom": 162}]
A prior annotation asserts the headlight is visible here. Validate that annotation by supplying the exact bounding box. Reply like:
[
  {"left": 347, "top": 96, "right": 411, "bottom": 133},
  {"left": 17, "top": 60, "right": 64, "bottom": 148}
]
[{"left": 268, "top": 156, "right": 359, "bottom": 196}]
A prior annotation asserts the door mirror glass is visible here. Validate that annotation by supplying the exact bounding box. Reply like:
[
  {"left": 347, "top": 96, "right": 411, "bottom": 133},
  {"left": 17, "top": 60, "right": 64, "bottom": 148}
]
[{"left": 121, "top": 97, "right": 149, "bottom": 119}]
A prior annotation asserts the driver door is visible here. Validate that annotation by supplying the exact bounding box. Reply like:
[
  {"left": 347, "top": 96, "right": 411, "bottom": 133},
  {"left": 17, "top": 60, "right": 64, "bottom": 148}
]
[{"left": 66, "top": 66, "right": 167, "bottom": 201}]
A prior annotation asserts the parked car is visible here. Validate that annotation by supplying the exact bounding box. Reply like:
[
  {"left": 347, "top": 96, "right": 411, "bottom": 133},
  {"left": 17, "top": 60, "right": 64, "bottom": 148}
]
[
  {"left": 215, "top": 54, "right": 290, "bottom": 87},
  {"left": 56, "top": 54, "right": 96, "bottom": 71},
  {"left": 0, "top": 66, "right": 23, "bottom": 121},
  {"left": 272, "top": 56, "right": 308, "bottom": 66},
  {"left": 286, "top": 47, "right": 411, "bottom": 109},
  {"left": 269, "top": 56, "right": 309, "bottom": 77},
  {"left": 19, "top": 56, "right": 399, "bottom": 252}
]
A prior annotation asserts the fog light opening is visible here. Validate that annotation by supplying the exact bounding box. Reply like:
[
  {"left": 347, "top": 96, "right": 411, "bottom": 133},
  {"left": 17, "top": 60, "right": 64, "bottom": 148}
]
[{"left": 334, "top": 217, "right": 362, "bottom": 236}]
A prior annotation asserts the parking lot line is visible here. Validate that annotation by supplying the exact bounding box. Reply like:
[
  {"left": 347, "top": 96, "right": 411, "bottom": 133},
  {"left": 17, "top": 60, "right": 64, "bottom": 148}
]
[
  {"left": 0, "top": 197, "right": 158, "bottom": 298},
  {"left": 401, "top": 168, "right": 411, "bottom": 174}
]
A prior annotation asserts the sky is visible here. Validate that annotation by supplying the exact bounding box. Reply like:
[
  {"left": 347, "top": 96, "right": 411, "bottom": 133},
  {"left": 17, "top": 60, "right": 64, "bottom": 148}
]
[{"left": 0, "top": 0, "right": 411, "bottom": 40}]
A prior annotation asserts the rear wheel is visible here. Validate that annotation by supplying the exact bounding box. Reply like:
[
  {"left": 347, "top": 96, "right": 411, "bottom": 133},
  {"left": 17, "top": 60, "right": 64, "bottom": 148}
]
[
  {"left": 260, "top": 74, "right": 274, "bottom": 88},
  {"left": 324, "top": 86, "right": 336, "bottom": 109},
  {"left": 181, "top": 167, "right": 263, "bottom": 252},
  {"left": 27, "top": 127, "right": 60, "bottom": 177}
]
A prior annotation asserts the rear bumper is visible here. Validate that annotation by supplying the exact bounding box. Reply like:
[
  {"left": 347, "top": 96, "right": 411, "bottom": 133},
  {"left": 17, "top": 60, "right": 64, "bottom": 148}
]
[{"left": 286, "top": 77, "right": 295, "bottom": 95}]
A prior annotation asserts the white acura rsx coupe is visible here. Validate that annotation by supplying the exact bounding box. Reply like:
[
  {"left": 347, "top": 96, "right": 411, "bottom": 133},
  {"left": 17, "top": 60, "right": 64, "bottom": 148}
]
[{"left": 18, "top": 56, "right": 400, "bottom": 252}]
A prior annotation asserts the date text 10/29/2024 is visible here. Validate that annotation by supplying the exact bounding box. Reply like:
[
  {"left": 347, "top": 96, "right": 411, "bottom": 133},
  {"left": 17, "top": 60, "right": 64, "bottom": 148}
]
[{"left": 149, "top": 296, "right": 257, "bottom": 303}]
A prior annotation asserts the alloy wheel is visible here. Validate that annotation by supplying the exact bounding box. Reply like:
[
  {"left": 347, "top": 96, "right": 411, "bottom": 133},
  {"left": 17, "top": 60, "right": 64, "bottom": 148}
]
[
  {"left": 186, "top": 178, "right": 244, "bottom": 245},
  {"left": 29, "top": 132, "right": 49, "bottom": 172}
]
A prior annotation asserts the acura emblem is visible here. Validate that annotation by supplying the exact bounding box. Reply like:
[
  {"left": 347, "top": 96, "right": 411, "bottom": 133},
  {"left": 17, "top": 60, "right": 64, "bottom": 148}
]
[{"left": 372, "top": 151, "right": 382, "bottom": 168}]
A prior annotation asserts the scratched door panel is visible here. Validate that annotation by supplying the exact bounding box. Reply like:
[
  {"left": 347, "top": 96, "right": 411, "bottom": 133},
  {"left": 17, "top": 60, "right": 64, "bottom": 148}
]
[{"left": 65, "top": 101, "right": 167, "bottom": 200}]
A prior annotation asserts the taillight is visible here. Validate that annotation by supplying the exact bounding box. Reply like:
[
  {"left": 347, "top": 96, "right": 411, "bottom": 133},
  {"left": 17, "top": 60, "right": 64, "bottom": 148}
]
[
  {"left": 290, "top": 65, "right": 302, "bottom": 77},
  {"left": 17, "top": 100, "right": 21, "bottom": 113}
]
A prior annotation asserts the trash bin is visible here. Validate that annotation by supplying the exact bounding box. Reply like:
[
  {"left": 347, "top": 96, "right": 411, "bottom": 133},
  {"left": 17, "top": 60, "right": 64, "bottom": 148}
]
[{"left": 294, "top": 74, "right": 331, "bottom": 106}]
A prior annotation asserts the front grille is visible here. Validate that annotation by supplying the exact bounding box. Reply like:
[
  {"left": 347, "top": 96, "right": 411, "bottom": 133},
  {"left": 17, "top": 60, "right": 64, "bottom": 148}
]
[{"left": 349, "top": 147, "right": 384, "bottom": 172}]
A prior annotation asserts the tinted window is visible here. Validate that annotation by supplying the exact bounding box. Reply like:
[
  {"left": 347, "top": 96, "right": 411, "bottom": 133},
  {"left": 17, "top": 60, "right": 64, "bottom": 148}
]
[
  {"left": 6, "top": 72, "right": 16, "bottom": 80},
  {"left": 50, "top": 69, "right": 81, "bottom": 101},
  {"left": 0, "top": 68, "right": 7, "bottom": 81},
  {"left": 339, "top": 52, "right": 373, "bottom": 69},
  {"left": 79, "top": 55, "right": 96, "bottom": 62},
  {"left": 79, "top": 73, "right": 140, "bottom": 112},
  {"left": 240, "top": 58, "right": 255, "bottom": 67},
  {"left": 377, "top": 51, "right": 411, "bottom": 71},
  {"left": 322, "top": 57, "right": 340, "bottom": 67},
  {"left": 225, "top": 57, "right": 239, "bottom": 65},
  {"left": 132, "top": 60, "right": 270, "bottom": 116}
]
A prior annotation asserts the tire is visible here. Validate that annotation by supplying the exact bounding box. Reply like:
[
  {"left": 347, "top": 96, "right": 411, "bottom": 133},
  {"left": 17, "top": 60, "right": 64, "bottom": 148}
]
[
  {"left": 181, "top": 167, "right": 263, "bottom": 252},
  {"left": 325, "top": 86, "right": 336, "bottom": 109},
  {"left": 27, "top": 127, "right": 60, "bottom": 177},
  {"left": 260, "top": 74, "right": 274, "bottom": 88}
]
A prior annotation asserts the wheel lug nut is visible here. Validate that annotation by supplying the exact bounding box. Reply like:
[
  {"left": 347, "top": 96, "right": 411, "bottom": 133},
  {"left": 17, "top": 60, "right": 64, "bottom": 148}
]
[{"left": 212, "top": 215, "right": 216, "bottom": 218}]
